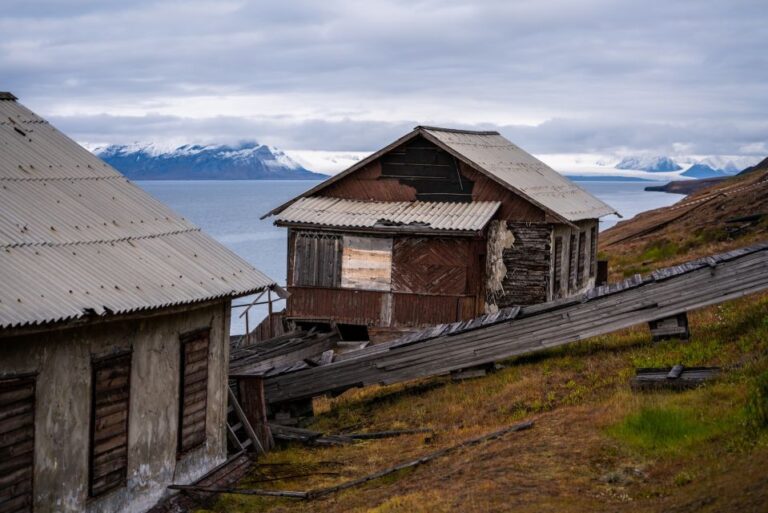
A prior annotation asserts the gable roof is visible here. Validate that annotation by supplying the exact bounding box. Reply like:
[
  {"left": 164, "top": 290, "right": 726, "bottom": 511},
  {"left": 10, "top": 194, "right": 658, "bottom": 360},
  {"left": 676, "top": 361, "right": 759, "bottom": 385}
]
[
  {"left": 276, "top": 197, "right": 501, "bottom": 233},
  {"left": 263, "top": 126, "right": 618, "bottom": 224},
  {"left": 0, "top": 94, "right": 276, "bottom": 330}
]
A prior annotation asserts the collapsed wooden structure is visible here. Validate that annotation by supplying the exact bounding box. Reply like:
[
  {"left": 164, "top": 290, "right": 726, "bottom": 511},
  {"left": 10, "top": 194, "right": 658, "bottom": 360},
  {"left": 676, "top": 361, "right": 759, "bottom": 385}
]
[{"left": 250, "top": 242, "right": 768, "bottom": 405}]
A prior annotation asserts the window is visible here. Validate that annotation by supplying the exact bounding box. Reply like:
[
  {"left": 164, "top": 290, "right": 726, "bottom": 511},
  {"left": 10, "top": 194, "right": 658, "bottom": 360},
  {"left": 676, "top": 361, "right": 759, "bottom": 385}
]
[
  {"left": 553, "top": 236, "right": 563, "bottom": 297},
  {"left": 292, "top": 232, "right": 342, "bottom": 287},
  {"left": 178, "top": 329, "right": 210, "bottom": 455},
  {"left": 590, "top": 226, "right": 598, "bottom": 278},
  {"left": 577, "top": 231, "right": 586, "bottom": 288},
  {"left": 89, "top": 352, "right": 131, "bottom": 497},
  {"left": 341, "top": 236, "right": 393, "bottom": 291},
  {"left": 0, "top": 375, "right": 35, "bottom": 513}
]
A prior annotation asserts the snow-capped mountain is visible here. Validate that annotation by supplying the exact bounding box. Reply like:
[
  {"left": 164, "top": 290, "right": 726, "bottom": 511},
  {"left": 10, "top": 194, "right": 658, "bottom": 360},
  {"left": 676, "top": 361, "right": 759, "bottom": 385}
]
[
  {"left": 91, "top": 141, "right": 327, "bottom": 180},
  {"left": 680, "top": 163, "right": 731, "bottom": 179},
  {"left": 615, "top": 156, "right": 682, "bottom": 172}
]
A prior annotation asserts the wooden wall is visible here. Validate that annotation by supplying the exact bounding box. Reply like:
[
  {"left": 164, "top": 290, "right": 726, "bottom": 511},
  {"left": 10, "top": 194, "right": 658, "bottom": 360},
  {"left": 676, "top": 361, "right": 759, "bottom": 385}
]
[
  {"left": 551, "top": 220, "right": 599, "bottom": 299},
  {"left": 286, "top": 232, "right": 484, "bottom": 331},
  {"left": 320, "top": 136, "right": 545, "bottom": 222}
]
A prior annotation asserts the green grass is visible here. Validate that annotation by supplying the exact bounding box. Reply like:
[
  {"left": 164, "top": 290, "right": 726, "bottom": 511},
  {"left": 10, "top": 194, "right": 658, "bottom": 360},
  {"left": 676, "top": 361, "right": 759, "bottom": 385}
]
[{"left": 608, "top": 406, "right": 717, "bottom": 454}]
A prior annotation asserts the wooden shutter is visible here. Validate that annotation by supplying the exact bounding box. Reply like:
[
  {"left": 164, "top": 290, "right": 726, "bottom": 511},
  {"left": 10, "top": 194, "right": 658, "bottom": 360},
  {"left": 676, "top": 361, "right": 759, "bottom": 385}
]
[
  {"left": 89, "top": 352, "right": 131, "bottom": 497},
  {"left": 568, "top": 233, "right": 577, "bottom": 290},
  {"left": 590, "top": 226, "right": 598, "bottom": 277},
  {"left": 178, "top": 329, "right": 209, "bottom": 454},
  {"left": 577, "top": 231, "right": 586, "bottom": 287},
  {"left": 0, "top": 375, "right": 35, "bottom": 513},
  {"left": 293, "top": 232, "right": 342, "bottom": 287},
  {"left": 553, "top": 236, "right": 563, "bottom": 298}
]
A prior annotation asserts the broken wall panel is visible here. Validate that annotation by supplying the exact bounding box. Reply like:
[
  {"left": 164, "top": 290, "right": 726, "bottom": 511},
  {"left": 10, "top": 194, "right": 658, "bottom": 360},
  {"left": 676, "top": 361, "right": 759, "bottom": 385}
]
[
  {"left": 496, "top": 222, "right": 552, "bottom": 307},
  {"left": 341, "top": 236, "right": 393, "bottom": 291}
]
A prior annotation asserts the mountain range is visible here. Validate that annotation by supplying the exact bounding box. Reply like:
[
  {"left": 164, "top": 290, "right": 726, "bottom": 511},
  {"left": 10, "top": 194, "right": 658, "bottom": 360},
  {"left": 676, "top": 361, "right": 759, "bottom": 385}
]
[
  {"left": 92, "top": 142, "right": 327, "bottom": 180},
  {"left": 615, "top": 155, "right": 744, "bottom": 178}
]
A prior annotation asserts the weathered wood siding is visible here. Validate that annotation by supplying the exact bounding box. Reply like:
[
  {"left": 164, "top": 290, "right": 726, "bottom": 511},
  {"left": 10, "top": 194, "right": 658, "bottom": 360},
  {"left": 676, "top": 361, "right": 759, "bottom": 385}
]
[
  {"left": 178, "top": 329, "right": 210, "bottom": 454},
  {"left": 341, "top": 236, "right": 392, "bottom": 291},
  {"left": 292, "top": 232, "right": 342, "bottom": 287},
  {"left": 0, "top": 375, "right": 35, "bottom": 513},
  {"left": 495, "top": 223, "right": 552, "bottom": 307},
  {"left": 391, "top": 238, "right": 472, "bottom": 296}
]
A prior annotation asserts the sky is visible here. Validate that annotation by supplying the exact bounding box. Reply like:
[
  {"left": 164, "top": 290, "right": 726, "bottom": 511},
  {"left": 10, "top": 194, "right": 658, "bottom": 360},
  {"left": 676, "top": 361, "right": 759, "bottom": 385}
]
[{"left": 2, "top": 0, "right": 767, "bottom": 161}]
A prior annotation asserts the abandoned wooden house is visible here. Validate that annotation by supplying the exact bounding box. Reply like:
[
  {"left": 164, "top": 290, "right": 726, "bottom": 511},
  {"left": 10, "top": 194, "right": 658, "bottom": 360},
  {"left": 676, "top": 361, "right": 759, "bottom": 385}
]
[
  {"left": 0, "top": 92, "right": 276, "bottom": 513},
  {"left": 264, "top": 126, "right": 617, "bottom": 341}
]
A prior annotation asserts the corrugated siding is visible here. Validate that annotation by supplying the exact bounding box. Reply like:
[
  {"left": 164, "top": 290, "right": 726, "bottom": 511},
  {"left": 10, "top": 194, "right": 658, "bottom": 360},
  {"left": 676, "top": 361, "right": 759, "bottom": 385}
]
[
  {"left": 277, "top": 197, "right": 500, "bottom": 232},
  {"left": 0, "top": 98, "right": 275, "bottom": 329},
  {"left": 422, "top": 128, "right": 616, "bottom": 222}
]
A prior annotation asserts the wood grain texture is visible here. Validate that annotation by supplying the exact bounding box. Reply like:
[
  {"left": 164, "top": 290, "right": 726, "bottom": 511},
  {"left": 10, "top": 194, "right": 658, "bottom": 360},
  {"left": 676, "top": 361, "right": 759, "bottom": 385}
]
[
  {"left": 0, "top": 376, "right": 35, "bottom": 513},
  {"left": 89, "top": 353, "right": 130, "bottom": 498},
  {"left": 178, "top": 330, "right": 209, "bottom": 455}
]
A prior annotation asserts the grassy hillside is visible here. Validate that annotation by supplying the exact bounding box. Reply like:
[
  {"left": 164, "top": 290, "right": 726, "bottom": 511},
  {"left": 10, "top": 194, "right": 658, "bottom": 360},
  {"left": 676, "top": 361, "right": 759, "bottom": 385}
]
[{"left": 199, "top": 173, "right": 768, "bottom": 512}]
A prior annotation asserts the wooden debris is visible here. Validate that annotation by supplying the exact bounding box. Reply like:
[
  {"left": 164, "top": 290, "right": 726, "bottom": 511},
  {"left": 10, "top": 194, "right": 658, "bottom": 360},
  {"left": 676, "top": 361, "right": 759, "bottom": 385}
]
[
  {"left": 343, "top": 428, "right": 434, "bottom": 440},
  {"left": 269, "top": 424, "right": 355, "bottom": 446},
  {"left": 648, "top": 313, "right": 689, "bottom": 341},
  {"left": 260, "top": 242, "right": 768, "bottom": 404},
  {"left": 168, "top": 420, "right": 533, "bottom": 501},
  {"left": 630, "top": 366, "right": 720, "bottom": 391}
]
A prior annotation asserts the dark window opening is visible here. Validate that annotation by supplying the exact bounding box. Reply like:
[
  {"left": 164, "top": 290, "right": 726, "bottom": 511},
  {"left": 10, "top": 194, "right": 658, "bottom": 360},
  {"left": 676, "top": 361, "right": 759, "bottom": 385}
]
[
  {"left": 0, "top": 375, "right": 36, "bottom": 513},
  {"left": 178, "top": 329, "right": 210, "bottom": 455},
  {"left": 89, "top": 352, "right": 131, "bottom": 498},
  {"left": 336, "top": 323, "right": 370, "bottom": 341}
]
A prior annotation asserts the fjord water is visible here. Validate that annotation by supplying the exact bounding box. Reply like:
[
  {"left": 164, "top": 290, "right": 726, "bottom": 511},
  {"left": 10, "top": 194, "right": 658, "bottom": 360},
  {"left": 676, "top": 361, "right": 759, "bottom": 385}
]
[{"left": 137, "top": 180, "right": 682, "bottom": 333}]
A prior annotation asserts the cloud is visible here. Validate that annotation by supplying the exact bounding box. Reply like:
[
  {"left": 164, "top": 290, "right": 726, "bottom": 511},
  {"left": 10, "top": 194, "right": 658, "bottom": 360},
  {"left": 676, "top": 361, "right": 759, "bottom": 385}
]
[{"left": 2, "top": 0, "right": 767, "bottom": 156}]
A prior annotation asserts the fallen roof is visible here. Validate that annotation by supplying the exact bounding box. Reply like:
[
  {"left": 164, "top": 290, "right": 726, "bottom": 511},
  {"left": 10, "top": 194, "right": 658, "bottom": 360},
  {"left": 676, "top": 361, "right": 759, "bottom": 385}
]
[
  {"left": 263, "top": 126, "right": 618, "bottom": 223},
  {"left": 0, "top": 93, "right": 276, "bottom": 331},
  {"left": 275, "top": 197, "right": 501, "bottom": 233}
]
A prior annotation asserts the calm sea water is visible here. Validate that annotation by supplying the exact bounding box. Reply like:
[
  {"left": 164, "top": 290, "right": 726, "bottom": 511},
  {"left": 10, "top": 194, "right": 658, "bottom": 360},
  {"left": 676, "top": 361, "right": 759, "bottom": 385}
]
[{"left": 137, "top": 180, "right": 682, "bottom": 333}]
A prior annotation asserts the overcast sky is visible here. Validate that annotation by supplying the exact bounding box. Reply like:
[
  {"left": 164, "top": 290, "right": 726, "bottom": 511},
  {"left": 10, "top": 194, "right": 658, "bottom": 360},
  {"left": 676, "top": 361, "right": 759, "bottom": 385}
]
[{"left": 2, "top": 0, "right": 766, "bottom": 157}]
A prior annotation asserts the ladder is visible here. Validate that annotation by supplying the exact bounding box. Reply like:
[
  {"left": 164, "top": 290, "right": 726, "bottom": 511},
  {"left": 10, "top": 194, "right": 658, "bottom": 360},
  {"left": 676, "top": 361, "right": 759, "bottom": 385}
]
[{"left": 226, "top": 385, "right": 266, "bottom": 456}]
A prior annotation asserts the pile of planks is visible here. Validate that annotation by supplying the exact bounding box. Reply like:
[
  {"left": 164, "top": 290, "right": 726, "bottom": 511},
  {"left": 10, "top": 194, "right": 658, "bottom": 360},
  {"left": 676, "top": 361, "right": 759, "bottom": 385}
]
[
  {"left": 229, "top": 329, "right": 339, "bottom": 377},
  {"left": 630, "top": 365, "right": 720, "bottom": 391},
  {"left": 261, "top": 242, "right": 768, "bottom": 404}
]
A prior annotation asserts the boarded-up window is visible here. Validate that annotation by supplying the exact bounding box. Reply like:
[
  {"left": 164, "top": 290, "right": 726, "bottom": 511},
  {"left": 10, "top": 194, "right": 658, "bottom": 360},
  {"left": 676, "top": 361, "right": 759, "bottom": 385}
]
[
  {"left": 293, "top": 232, "right": 342, "bottom": 287},
  {"left": 568, "top": 233, "right": 577, "bottom": 290},
  {"left": 553, "top": 236, "right": 563, "bottom": 297},
  {"left": 89, "top": 352, "right": 131, "bottom": 497},
  {"left": 341, "top": 236, "right": 392, "bottom": 291},
  {"left": 577, "top": 231, "right": 586, "bottom": 287},
  {"left": 178, "top": 329, "right": 209, "bottom": 455},
  {"left": 0, "top": 375, "right": 35, "bottom": 513},
  {"left": 590, "top": 226, "right": 597, "bottom": 277}
]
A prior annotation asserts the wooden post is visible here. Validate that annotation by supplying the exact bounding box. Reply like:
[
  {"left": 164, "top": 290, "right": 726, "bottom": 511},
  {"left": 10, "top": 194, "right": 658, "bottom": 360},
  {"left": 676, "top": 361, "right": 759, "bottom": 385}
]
[
  {"left": 237, "top": 376, "right": 274, "bottom": 451},
  {"left": 596, "top": 260, "right": 609, "bottom": 286},
  {"left": 267, "top": 289, "right": 273, "bottom": 339}
]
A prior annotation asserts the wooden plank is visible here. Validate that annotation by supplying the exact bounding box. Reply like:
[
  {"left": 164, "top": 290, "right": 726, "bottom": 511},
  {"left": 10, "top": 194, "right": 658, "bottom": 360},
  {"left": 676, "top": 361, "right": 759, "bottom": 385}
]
[
  {"left": 228, "top": 387, "right": 265, "bottom": 455},
  {"left": 262, "top": 244, "right": 768, "bottom": 404}
]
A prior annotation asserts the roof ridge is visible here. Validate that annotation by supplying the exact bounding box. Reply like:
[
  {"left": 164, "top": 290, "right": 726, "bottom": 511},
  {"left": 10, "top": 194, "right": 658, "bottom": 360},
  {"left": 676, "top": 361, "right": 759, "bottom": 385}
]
[
  {"left": 1, "top": 227, "right": 201, "bottom": 249},
  {"left": 416, "top": 125, "right": 500, "bottom": 136}
]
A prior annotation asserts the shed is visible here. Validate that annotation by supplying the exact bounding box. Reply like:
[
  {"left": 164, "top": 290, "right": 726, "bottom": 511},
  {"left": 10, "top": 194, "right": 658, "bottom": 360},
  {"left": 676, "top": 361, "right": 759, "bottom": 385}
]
[
  {"left": 265, "top": 126, "right": 617, "bottom": 341},
  {"left": 0, "top": 93, "right": 276, "bottom": 513}
]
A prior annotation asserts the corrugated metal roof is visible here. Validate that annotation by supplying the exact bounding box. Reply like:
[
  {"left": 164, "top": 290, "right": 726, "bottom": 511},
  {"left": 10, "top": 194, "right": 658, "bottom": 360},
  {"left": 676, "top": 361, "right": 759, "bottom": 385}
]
[
  {"left": 0, "top": 94, "right": 276, "bottom": 330},
  {"left": 276, "top": 197, "right": 501, "bottom": 232},
  {"left": 419, "top": 127, "right": 617, "bottom": 222},
  {"left": 264, "top": 126, "right": 618, "bottom": 223}
]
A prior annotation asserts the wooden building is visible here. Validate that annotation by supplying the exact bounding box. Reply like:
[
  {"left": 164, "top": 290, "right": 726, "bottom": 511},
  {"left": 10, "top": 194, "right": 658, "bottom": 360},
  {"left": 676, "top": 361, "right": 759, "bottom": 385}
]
[
  {"left": 0, "top": 92, "right": 276, "bottom": 513},
  {"left": 265, "top": 126, "right": 617, "bottom": 340}
]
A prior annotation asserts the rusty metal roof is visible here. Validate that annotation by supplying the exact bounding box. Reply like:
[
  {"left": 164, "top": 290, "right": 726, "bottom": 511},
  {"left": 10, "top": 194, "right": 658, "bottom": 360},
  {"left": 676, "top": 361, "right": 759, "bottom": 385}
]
[
  {"left": 0, "top": 94, "right": 276, "bottom": 330},
  {"left": 264, "top": 126, "right": 617, "bottom": 223},
  {"left": 275, "top": 197, "right": 501, "bottom": 232}
]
